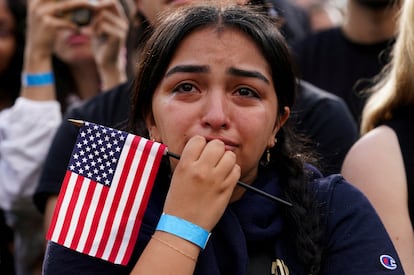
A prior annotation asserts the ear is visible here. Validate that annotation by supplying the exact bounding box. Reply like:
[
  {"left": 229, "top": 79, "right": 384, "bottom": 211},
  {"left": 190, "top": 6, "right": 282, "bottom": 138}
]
[
  {"left": 268, "top": 106, "right": 290, "bottom": 148},
  {"left": 145, "top": 114, "right": 160, "bottom": 142}
]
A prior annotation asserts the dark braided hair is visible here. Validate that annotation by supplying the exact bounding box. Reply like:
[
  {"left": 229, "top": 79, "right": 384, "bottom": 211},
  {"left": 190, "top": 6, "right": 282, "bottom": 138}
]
[{"left": 128, "top": 3, "right": 324, "bottom": 273}]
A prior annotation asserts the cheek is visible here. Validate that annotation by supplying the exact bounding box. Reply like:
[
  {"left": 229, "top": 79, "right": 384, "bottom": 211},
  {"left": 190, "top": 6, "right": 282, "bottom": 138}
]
[
  {"left": 152, "top": 104, "right": 192, "bottom": 154},
  {"left": 237, "top": 111, "right": 276, "bottom": 156},
  {"left": 155, "top": 112, "right": 189, "bottom": 143},
  {"left": 238, "top": 108, "right": 276, "bottom": 137},
  {"left": 54, "top": 30, "right": 68, "bottom": 46}
]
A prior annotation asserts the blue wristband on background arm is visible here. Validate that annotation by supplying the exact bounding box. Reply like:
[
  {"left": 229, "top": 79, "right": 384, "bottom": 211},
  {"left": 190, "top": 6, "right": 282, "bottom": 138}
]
[
  {"left": 22, "top": 72, "right": 55, "bottom": 87},
  {"left": 156, "top": 213, "right": 211, "bottom": 249}
]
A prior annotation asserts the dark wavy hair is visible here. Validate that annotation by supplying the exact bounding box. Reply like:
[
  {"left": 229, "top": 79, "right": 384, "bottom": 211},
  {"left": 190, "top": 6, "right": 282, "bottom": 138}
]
[
  {"left": 129, "top": 3, "right": 323, "bottom": 274},
  {"left": 0, "top": 0, "right": 26, "bottom": 109}
]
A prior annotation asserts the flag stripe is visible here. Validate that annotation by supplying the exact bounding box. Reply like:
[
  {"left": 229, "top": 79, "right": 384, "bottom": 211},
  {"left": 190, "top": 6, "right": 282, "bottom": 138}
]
[
  {"left": 46, "top": 121, "right": 167, "bottom": 265},
  {"left": 82, "top": 182, "right": 109, "bottom": 255},
  {"left": 58, "top": 175, "right": 83, "bottom": 244},
  {"left": 94, "top": 134, "right": 141, "bottom": 259},
  {"left": 107, "top": 139, "right": 155, "bottom": 263},
  {"left": 76, "top": 183, "right": 103, "bottom": 251},
  {"left": 68, "top": 178, "right": 96, "bottom": 250},
  {"left": 64, "top": 176, "right": 91, "bottom": 247},
  {"left": 118, "top": 143, "right": 167, "bottom": 264}
]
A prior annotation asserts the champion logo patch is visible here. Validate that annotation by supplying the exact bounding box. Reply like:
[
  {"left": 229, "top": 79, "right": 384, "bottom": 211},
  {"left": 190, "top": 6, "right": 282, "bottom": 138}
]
[{"left": 380, "top": 255, "right": 397, "bottom": 270}]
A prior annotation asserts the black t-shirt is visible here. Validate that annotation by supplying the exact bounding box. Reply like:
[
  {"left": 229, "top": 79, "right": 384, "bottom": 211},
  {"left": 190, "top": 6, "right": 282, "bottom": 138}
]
[
  {"left": 291, "top": 27, "right": 394, "bottom": 124},
  {"left": 33, "top": 80, "right": 358, "bottom": 213},
  {"left": 293, "top": 80, "right": 358, "bottom": 175}
]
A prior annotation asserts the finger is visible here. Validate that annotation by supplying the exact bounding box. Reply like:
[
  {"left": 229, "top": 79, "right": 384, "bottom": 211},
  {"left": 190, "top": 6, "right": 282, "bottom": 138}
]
[
  {"left": 51, "top": 0, "right": 99, "bottom": 14},
  {"left": 93, "top": 24, "right": 127, "bottom": 44},
  {"left": 93, "top": 9, "right": 129, "bottom": 28},
  {"left": 179, "top": 135, "right": 207, "bottom": 164},
  {"left": 214, "top": 150, "right": 238, "bottom": 180},
  {"left": 29, "top": 0, "right": 92, "bottom": 26},
  {"left": 92, "top": 13, "right": 129, "bottom": 39},
  {"left": 197, "top": 139, "right": 226, "bottom": 168}
]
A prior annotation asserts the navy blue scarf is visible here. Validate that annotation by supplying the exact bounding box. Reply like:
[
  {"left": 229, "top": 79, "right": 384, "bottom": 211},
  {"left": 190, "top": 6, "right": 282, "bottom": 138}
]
[{"left": 195, "top": 168, "right": 286, "bottom": 274}]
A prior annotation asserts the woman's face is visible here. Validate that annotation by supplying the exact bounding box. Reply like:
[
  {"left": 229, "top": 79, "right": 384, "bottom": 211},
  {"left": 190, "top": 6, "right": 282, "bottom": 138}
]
[
  {"left": 53, "top": 26, "right": 94, "bottom": 65},
  {"left": 148, "top": 27, "right": 289, "bottom": 184},
  {"left": 0, "top": 0, "right": 16, "bottom": 74}
]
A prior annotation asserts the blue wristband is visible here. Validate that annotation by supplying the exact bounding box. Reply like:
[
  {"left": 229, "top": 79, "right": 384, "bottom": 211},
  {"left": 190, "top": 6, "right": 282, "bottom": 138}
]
[
  {"left": 22, "top": 72, "right": 54, "bottom": 87},
  {"left": 156, "top": 213, "right": 211, "bottom": 249}
]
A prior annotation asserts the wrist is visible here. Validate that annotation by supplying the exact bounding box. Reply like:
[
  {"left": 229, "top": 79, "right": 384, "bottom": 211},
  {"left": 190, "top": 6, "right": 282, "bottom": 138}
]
[
  {"left": 22, "top": 72, "right": 55, "bottom": 87},
  {"left": 24, "top": 46, "right": 53, "bottom": 70},
  {"left": 156, "top": 213, "right": 211, "bottom": 250}
]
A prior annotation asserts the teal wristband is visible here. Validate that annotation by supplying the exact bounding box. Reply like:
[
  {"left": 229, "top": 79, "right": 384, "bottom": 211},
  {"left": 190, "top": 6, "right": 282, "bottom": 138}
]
[
  {"left": 156, "top": 213, "right": 211, "bottom": 249},
  {"left": 22, "top": 72, "right": 54, "bottom": 87}
]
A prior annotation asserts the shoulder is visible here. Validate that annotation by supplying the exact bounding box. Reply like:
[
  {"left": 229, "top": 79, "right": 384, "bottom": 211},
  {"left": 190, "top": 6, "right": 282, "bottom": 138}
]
[
  {"left": 312, "top": 174, "right": 366, "bottom": 206},
  {"left": 347, "top": 125, "right": 399, "bottom": 155},
  {"left": 341, "top": 125, "right": 406, "bottom": 219},
  {"left": 311, "top": 174, "right": 390, "bottom": 224},
  {"left": 342, "top": 125, "right": 402, "bottom": 183},
  {"left": 311, "top": 174, "right": 389, "bottom": 238},
  {"left": 312, "top": 175, "right": 404, "bottom": 274}
]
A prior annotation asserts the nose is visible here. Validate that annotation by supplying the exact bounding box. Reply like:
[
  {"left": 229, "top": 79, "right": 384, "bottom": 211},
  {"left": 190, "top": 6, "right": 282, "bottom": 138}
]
[{"left": 201, "top": 92, "right": 230, "bottom": 130}]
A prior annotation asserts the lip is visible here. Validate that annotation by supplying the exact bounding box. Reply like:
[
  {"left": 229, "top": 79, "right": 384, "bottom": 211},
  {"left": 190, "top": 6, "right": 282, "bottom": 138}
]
[
  {"left": 66, "top": 34, "right": 90, "bottom": 46},
  {"left": 205, "top": 136, "right": 239, "bottom": 151}
]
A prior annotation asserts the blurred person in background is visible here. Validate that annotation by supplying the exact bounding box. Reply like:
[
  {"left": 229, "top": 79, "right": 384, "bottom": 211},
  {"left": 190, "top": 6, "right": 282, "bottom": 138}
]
[
  {"left": 0, "top": 0, "right": 131, "bottom": 274},
  {"left": 292, "top": 0, "right": 400, "bottom": 126},
  {"left": 0, "top": 0, "right": 26, "bottom": 274},
  {"left": 291, "top": 0, "right": 344, "bottom": 31},
  {"left": 342, "top": 0, "right": 414, "bottom": 271},
  {"left": 30, "top": 0, "right": 131, "bottom": 113}
]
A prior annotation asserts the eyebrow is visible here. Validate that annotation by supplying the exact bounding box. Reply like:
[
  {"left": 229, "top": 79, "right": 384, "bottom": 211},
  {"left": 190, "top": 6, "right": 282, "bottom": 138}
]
[
  {"left": 227, "top": 67, "right": 270, "bottom": 84},
  {"left": 165, "top": 65, "right": 209, "bottom": 77},
  {"left": 164, "top": 65, "right": 270, "bottom": 84}
]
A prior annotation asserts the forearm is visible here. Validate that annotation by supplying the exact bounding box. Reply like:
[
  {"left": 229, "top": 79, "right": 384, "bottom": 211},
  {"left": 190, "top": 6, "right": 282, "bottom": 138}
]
[
  {"left": 131, "top": 231, "right": 199, "bottom": 275},
  {"left": 21, "top": 19, "right": 55, "bottom": 101}
]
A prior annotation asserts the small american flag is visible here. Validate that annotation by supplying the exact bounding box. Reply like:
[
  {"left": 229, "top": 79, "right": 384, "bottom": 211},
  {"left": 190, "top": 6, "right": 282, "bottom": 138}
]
[{"left": 47, "top": 121, "right": 167, "bottom": 265}]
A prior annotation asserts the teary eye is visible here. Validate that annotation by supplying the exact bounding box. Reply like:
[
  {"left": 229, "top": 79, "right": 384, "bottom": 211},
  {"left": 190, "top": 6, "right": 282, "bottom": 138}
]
[
  {"left": 173, "top": 83, "right": 196, "bottom": 93},
  {"left": 236, "top": 87, "right": 259, "bottom": 98}
]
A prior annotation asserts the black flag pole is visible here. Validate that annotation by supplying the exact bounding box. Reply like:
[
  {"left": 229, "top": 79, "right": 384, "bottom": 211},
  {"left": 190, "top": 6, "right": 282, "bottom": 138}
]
[
  {"left": 165, "top": 151, "right": 292, "bottom": 207},
  {"left": 68, "top": 119, "right": 293, "bottom": 207}
]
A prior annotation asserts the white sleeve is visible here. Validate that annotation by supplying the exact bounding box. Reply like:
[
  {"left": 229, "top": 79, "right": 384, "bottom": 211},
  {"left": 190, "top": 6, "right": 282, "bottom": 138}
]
[{"left": 0, "top": 97, "right": 62, "bottom": 211}]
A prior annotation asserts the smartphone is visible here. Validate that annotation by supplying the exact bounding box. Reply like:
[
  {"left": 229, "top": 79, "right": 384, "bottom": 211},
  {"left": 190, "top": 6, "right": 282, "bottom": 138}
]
[
  {"left": 55, "top": 0, "right": 93, "bottom": 26},
  {"left": 70, "top": 8, "right": 93, "bottom": 26}
]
